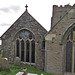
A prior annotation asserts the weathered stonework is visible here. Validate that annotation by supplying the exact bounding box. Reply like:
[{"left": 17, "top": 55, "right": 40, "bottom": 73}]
[
  {"left": 46, "top": 4, "right": 75, "bottom": 75},
  {"left": 1, "top": 10, "right": 47, "bottom": 70},
  {"left": 1, "top": 4, "right": 75, "bottom": 75},
  {"left": 0, "top": 45, "right": 1, "bottom": 53}
]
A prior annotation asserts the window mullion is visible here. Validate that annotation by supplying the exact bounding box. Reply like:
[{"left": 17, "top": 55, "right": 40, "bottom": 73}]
[
  {"left": 25, "top": 40, "right": 26, "bottom": 62},
  {"left": 19, "top": 40, "right": 21, "bottom": 59},
  {"left": 30, "top": 40, "right": 31, "bottom": 63}
]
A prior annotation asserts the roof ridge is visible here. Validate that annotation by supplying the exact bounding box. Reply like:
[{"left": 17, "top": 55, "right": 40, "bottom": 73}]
[{"left": 1, "top": 9, "right": 47, "bottom": 38}]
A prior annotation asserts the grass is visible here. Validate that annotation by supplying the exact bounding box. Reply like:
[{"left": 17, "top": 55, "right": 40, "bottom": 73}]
[
  {"left": 0, "top": 54, "right": 54, "bottom": 75},
  {"left": 0, "top": 64, "right": 55, "bottom": 75},
  {"left": 0, "top": 54, "right": 1, "bottom": 59}
]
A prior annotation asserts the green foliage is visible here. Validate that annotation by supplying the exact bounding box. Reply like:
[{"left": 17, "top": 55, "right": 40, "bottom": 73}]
[
  {"left": 0, "top": 64, "right": 55, "bottom": 75},
  {"left": 0, "top": 54, "right": 1, "bottom": 59}
]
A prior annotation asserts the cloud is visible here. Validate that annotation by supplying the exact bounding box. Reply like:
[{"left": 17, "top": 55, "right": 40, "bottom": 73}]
[
  {"left": 0, "top": 5, "right": 20, "bottom": 13},
  {"left": 0, "top": 23, "right": 10, "bottom": 26},
  {"left": 10, "top": 6, "right": 21, "bottom": 12},
  {"left": 0, "top": 7, "right": 10, "bottom": 13}
]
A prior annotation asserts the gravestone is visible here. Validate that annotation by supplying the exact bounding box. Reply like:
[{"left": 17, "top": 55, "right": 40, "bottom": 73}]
[
  {"left": 14, "top": 57, "right": 21, "bottom": 65},
  {"left": 0, "top": 58, "right": 11, "bottom": 71}
]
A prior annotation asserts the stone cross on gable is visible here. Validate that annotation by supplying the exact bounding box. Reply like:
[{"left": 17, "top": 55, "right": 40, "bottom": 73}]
[{"left": 25, "top": 4, "right": 28, "bottom": 11}]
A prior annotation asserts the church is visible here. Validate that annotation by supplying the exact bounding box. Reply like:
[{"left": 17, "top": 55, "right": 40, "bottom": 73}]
[
  {"left": 0, "top": 5, "right": 47, "bottom": 70},
  {"left": 0, "top": 4, "right": 75, "bottom": 75}
]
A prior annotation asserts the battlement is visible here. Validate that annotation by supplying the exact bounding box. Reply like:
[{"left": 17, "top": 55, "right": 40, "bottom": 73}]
[
  {"left": 53, "top": 4, "right": 72, "bottom": 8},
  {"left": 51, "top": 4, "right": 75, "bottom": 28},
  {"left": 53, "top": 4, "right": 73, "bottom": 13}
]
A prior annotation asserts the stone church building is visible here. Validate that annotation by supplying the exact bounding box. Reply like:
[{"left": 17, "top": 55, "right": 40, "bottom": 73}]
[
  {"left": 0, "top": 4, "right": 75, "bottom": 75},
  {"left": 0, "top": 6, "right": 47, "bottom": 70},
  {"left": 46, "top": 4, "right": 75, "bottom": 75}
]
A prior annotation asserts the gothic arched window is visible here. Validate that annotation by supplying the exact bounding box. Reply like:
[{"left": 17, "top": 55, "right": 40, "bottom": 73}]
[
  {"left": 66, "top": 27, "right": 75, "bottom": 73},
  {"left": 31, "top": 40, "right": 35, "bottom": 63},
  {"left": 41, "top": 37, "right": 45, "bottom": 49},
  {"left": 26, "top": 40, "right": 30, "bottom": 62},
  {"left": 15, "top": 29, "right": 35, "bottom": 63},
  {"left": 66, "top": 41, "right": 72, "bottom": 72},
  {"left": 21, "top": 40, "right": 24, "bottom": 61},
  {"left": 16, "top": 40, "right": 19, "bottom": 57}
]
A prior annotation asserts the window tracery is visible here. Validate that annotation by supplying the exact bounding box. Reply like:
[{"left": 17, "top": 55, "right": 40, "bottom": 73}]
[
  {"left": 66, "top": 27, "right": 75, "bottom": 73},
  {"left": 15, "top": 29, "right": 35, "bottom": 63}
]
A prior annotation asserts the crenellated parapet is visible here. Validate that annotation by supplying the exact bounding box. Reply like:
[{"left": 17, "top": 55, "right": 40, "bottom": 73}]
[
  {"left": 53, "top": 4, "right": 72, "bottom": 8},
  {"left": 51, "top": 4, "right": 74, "bottom": 28}
]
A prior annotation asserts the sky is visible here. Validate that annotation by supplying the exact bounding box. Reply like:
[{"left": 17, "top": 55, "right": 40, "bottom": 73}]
[{"left": 0, "top": 0, "right": 75, "bottom": 39}]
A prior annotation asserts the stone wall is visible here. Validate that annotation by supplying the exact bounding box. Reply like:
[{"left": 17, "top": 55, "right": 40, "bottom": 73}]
[
  {"left": 46, "top": 4, "right": 75, "bottom": 75},
  {"left": 1, "top": 11, "right": 47, "bottom": 70},
  {"left": 51, "top": 5, "right": 72, "bottom": 28},
  {"left": 0, "top": 45, "right": 1, "bottom": 54}
]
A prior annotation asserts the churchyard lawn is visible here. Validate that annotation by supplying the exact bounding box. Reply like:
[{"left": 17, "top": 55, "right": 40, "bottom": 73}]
[
  {"left": 0, "top": 54, "right": 1, "bottom": 59},
  {"left": 0, "top": 64, "right": 54, "bottom": 75},
  {"left": 0, "top": 54, "right": 54, "bottom": 75}
]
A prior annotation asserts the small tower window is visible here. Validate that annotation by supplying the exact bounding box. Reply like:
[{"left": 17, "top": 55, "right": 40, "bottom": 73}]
[
  {"left": 41, "top": 36, "right": 45, "bottom": 49},
  {"left": 42, "top": 40, "right": 45, "bottom": 49}
]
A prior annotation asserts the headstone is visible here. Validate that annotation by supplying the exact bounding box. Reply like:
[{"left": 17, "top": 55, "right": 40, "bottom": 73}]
[
  {"left": 16, "top": 72, "right": 37, "bottom": 75},
  {"left": 14, "top": 57, "right": 21, "bottom": 65},
  {"left": 0, "top": 58, "right": 11, "bottom": 71}
]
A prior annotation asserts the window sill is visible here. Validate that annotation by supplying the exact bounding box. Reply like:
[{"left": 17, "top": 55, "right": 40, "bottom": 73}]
[{"left": 21, "top": 62, "right": 36, "bottom": 65}]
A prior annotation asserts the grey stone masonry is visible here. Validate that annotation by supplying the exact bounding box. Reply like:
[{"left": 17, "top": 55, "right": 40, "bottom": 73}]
[
  {"left": 46, "top": 4, "right": 75, "bottom": 75},
  {"left": 1, "top": 9, "right": 47, "bottom": 70}
]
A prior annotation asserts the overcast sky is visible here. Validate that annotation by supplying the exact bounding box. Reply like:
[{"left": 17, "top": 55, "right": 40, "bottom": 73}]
[{"left": 0, "top": 0, "right": 75, "bottom": 38}]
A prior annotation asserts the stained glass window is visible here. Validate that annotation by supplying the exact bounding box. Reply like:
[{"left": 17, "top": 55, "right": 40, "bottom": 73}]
[
  {"left": 16, "top": 29, "right": 35, "bottom": 63},
  {"left": 19, "top": 34, "right": 22, "bottom": 39},
  {"left": 24, "top": 32, "right": 28, "bottom": 36},
  {"left": 66, "top": 28, "right": 75, "bottom": 73}
]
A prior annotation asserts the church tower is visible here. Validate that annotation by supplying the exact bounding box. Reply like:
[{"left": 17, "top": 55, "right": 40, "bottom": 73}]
[{"left": 46, "top": 4, "right": 75, "bottom": 75}]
